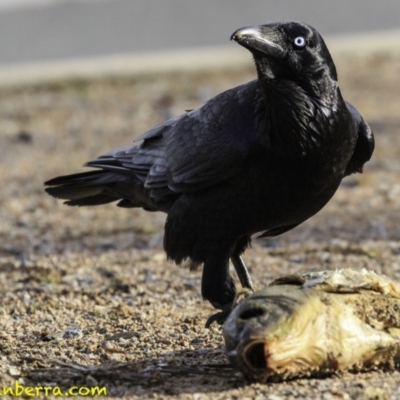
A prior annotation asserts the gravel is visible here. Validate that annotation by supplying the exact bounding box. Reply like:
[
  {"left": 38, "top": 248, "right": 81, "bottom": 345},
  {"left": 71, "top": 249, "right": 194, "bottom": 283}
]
[{"left": 0, "top": 49, "right": 400, "bottom": 399}]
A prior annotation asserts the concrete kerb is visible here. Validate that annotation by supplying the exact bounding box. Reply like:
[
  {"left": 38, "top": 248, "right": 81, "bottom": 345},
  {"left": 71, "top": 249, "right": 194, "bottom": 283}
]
[{"left": 0, "top": 29, "right": 399, "bottom": 88}]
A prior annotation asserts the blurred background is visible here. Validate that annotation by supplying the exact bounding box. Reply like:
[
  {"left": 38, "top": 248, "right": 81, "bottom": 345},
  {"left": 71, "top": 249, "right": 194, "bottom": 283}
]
[{"left": 0, "top": 0, "right": 399, "bottom": 65}]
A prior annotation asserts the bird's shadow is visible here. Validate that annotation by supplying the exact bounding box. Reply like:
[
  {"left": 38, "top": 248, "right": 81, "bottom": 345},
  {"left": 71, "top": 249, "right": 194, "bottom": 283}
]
[{"left": 25, "top": 348, "right": 245, "bottom": 396}]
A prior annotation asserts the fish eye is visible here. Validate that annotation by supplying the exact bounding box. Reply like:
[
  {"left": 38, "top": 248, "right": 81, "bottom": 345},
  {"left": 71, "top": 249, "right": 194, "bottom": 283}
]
[{"left": 293, "top": 36, "right": 306, "bottom": 48}]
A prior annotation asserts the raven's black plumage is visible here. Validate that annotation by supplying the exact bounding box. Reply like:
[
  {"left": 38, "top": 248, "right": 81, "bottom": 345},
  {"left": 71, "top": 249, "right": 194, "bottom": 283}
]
[{"left": 45, "top": 21, "right": 374, "bottom": 323}]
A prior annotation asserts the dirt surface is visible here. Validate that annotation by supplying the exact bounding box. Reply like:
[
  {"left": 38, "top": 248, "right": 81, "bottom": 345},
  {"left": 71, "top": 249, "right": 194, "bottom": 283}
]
[{"left": 1, "top": 50, "right": 400, "bottom": 399}]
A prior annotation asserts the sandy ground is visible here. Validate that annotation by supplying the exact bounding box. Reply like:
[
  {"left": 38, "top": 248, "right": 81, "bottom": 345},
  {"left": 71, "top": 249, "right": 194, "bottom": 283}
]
[{"left": 1, "top": 50, "right": 400, "bottom": 399}]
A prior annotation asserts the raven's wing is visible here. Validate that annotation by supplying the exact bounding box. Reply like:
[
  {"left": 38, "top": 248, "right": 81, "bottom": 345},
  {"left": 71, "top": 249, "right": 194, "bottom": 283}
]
[
  {"left": 88, "top": 81, "right": 265, "bottom": 199},
  {"left": 163, "top": 82, "right": 264, "bottom": 192},
  {"left": 344, "top": 102, "right": 375, "bottom": 176}
]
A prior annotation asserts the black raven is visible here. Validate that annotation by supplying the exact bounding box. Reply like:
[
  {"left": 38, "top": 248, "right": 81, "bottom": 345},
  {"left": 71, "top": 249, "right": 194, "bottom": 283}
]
[{"left": 45, "top": 21, "right": 374, "bottom": 325}]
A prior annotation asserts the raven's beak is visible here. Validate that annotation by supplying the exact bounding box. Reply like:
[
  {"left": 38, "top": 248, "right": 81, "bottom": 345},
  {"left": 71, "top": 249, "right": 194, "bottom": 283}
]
[{"left": 231, "top": 26, "right": 285, "bottom": 58}]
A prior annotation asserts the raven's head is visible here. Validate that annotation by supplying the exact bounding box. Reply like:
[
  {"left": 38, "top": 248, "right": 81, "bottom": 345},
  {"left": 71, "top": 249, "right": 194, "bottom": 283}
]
[{"left": 231, "top": 21, "right": 337, "bottom": 93}]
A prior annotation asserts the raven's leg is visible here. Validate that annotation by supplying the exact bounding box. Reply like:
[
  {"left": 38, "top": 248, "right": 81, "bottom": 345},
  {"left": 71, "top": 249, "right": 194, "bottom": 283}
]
[
  {"left": 204, "top": 238, "right": 256, "bottom": 327},
  {"left": 202, "top": 251, "right": 236, "bottom": 327},
  {"left": 231, "top": 236, "right": 255, "bottom": 292},
  {"left": 231, "top": 255, "right": 254, "bottom": 292},
  {"left": 201, "top": 252, "right": 236, "bottom": 310}
]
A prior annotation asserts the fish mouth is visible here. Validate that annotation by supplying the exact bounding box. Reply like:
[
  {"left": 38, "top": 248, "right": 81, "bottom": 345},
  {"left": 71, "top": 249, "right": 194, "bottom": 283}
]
[{"left": 243, "top": 340, "right": 267, "bottom": 371}]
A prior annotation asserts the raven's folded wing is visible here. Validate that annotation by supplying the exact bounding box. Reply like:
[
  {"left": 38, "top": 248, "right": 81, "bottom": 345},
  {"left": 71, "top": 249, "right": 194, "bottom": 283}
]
[
  {"left": 344, "top": 102, "right": 375, "bottom": 175},
  {"left": 88, "top": 81, "right": 265, "bottom": 197}
]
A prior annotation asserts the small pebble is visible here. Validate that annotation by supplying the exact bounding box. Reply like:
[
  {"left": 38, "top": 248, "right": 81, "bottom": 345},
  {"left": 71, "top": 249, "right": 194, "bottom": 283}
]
[{"left": 62, "top": 325, "right": 83, "bottom": 339}]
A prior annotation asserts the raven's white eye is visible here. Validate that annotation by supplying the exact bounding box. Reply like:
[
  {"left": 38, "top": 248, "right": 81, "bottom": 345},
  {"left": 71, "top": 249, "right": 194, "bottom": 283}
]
[{"left": 294, "top": 36, "right": 306, "bottom": 47}]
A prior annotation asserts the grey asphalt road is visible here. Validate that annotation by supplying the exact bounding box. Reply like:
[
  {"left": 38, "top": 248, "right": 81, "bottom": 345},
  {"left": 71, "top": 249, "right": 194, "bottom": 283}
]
[{"left": 1, "top": 0, "right": 400, "bottom": 65}]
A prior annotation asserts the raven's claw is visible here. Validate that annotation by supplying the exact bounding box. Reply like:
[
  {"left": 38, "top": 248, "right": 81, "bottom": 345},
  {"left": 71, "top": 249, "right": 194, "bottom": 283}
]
[{"left": 205, "top": 309, "right": 232, "bottom": 328}]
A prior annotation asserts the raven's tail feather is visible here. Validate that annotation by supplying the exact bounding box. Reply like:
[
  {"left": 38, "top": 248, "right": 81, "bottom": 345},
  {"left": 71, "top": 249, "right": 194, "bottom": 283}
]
[
  {"left": 45, "top": 170, "right": 170, "bottom": 211},
  {"left": 45, "top": 170, "right": 129, "bottom": 206}
]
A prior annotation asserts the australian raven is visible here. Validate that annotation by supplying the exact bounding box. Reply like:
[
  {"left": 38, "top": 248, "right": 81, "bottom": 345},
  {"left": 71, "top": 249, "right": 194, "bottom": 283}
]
[{"left": 45, "top": 21, "right": 374, "bottom": 325}]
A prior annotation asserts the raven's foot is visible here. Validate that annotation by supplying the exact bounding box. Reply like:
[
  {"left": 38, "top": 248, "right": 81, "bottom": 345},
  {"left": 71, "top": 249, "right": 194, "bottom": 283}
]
[
  {"left": 205, "top": 288, "right": 255, "bottom": 328},
  {"left": 233, "top": 287, "right": 254, "bottom": 305},
  {"left": 205, "top": 308, "right": 232, "bottom": 328}
]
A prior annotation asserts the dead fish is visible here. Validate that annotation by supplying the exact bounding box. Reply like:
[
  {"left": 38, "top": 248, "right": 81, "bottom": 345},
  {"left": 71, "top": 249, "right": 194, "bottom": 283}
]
[{"left": 223, "top": 268, "right": 400, "bottom": 381}]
